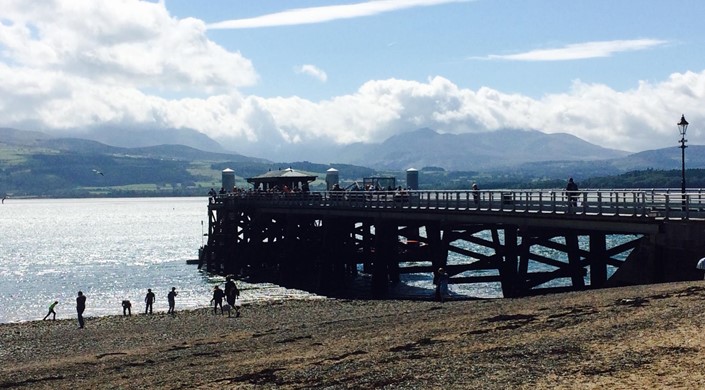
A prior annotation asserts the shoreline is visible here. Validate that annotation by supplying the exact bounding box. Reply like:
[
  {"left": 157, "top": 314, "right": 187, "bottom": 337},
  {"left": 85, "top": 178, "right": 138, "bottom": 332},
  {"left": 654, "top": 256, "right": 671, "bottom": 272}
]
[{"left": 3, "top": 281, "right": 705, "bottom": 389}]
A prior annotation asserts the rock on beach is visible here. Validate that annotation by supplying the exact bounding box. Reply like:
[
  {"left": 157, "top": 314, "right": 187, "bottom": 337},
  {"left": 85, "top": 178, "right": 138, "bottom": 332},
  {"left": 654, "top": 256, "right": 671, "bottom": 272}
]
[{"left": 2, "top": 281, "right": 705, "bottom": 389}]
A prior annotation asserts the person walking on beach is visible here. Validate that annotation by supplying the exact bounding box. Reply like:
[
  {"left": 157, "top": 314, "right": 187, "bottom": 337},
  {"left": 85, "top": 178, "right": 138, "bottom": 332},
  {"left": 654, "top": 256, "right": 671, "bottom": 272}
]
[
  {"left": 144, "top": 288, "right": 155, "bottom": 314},
  {"left": 167, "top": 287, "right": 178, "bottom": 314},
  {"left": 224, "top": 276, "right": 240, "bottom": 317},
  {"left": 76, "top": 291, "right": 86, "bottom": 328},
  {"left": 43, "top": 301, "right": 58, "bottom": 321},
  {"left": 211, "top": 285, "right": 225, "bottom": 314},
  {"left": 435, "top": 268, "right": 449, "bottom": 303}
]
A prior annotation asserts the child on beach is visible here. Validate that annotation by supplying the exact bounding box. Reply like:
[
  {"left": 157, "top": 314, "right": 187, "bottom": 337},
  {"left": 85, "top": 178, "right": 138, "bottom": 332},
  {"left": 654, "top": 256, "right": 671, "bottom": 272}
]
[
  {"left": 435, "top": 268, "right": 449, "bottom": 302},
  {"left": 211, "top": 285, "right": 225, "bottom": 314},
  {"left": 43, "top": 301, "right": 58, "bottom": 321},
  {"left": 122, "top": 300, "right": 132, "bottom": 316},
  {"left": 167, "top": 287, "right": 177, "bottom": 314}
]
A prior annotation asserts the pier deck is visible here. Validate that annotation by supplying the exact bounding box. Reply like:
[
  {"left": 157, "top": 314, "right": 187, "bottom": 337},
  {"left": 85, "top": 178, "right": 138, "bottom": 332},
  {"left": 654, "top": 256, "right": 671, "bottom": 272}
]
[{"left": 200, "top": 189, "right": 705, "bottom": 297}]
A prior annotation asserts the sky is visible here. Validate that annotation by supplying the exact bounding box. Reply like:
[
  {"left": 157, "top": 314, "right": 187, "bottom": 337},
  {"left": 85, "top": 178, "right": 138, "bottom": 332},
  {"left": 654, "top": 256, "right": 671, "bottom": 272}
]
[{"left": 1, "top": 0, "right": 705, "bottom": 161}]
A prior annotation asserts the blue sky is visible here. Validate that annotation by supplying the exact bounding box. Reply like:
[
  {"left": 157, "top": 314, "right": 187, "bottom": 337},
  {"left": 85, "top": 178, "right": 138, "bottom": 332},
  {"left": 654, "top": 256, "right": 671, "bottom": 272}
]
[
  {"left": 165, "top": 0, "right": 701, "bottom": 100},
  {"left": 1, "top": 0, "right": 705, "bottom": 161}
]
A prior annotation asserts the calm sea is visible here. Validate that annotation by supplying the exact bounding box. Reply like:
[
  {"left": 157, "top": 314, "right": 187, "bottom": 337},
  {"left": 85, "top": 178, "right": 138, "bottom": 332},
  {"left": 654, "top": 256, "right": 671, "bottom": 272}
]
[
  {"left": 0, "top": 197, "right": 630, "bottom": 323},
  {"left": 0, "top": 197, "right": 319, "bottom": 323}
]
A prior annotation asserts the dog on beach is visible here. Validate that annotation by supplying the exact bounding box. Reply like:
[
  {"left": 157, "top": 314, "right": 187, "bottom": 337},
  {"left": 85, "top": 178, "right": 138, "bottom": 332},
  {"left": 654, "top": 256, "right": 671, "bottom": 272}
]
[{"left": 222, "top": 303, "right": 241, "bottom": 317}]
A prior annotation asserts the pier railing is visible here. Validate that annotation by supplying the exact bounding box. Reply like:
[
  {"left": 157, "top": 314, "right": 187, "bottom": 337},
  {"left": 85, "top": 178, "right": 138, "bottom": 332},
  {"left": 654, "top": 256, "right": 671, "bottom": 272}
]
[{"left": 212, "top": 189, "right": 705, "bottom": 220}]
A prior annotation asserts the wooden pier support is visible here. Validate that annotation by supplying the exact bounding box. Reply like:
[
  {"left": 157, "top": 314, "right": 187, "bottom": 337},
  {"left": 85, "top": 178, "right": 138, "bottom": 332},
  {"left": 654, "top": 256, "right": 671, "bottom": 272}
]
[
  {"left": 372, "top": 221, "right": 396, "bottom": 294},
  {"left": 200, "top": 196, "right": 705, "bottom": 298},
  {"left": 589, "top": 233, "right": 608, "bottom": 287},
  {"left": 501, "top": 227, "right": 520, "bottom": 298}
]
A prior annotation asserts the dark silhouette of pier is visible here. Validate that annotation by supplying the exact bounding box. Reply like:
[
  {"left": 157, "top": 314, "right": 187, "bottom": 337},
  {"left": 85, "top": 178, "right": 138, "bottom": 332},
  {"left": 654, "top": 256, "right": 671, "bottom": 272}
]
[{"left": 199, "top": 188, "right": 705, "bottom": 298}]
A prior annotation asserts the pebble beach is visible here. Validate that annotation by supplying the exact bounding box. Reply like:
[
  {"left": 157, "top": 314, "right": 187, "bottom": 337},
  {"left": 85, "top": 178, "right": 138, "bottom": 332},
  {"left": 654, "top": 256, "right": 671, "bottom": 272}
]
[{"left": 2, "top": 281, "right": 705, "bottom": 389}]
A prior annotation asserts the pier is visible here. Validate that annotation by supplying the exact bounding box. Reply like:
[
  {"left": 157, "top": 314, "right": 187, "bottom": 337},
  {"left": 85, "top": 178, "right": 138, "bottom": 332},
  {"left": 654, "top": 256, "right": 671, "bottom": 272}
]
[{"left": 199, "top": 187, "right": 705, "bottom": 298}]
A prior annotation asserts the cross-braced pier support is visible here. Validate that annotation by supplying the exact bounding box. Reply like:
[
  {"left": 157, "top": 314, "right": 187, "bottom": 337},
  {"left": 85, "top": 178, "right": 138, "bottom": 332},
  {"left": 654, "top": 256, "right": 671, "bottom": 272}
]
[{"left": 200, "top": 199, "right": 705, "bottom": 298}]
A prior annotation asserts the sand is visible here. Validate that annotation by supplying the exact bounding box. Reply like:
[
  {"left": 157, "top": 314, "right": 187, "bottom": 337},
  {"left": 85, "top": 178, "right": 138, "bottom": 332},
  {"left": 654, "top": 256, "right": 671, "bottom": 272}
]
[{"left": 2, "top": 281, "right": 705, "bottom": 389}]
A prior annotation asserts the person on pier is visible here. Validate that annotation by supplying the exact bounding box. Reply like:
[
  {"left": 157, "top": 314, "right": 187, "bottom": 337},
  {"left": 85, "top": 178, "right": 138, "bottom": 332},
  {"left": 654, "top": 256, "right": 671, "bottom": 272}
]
[
  {"left": 144, "top": 288, "right": 155, "bottom": 314},
  {"left": 472, "top": 183, "right": 480, "bottom": 205},
  {"left": 565, "top": 177, "right": 579, "bottom": 208},
  {"left": 43, "top": 301, "right": 58, "bottom": 321},
  {"left": 331, "top": 183, "right": 344, "bottom": 201}
]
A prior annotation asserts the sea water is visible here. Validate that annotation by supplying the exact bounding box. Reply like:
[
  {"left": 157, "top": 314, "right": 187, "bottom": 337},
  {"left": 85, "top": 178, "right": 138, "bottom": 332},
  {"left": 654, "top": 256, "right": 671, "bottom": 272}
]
[
  {"left": 0, "top": 197, "right": 319, "bottom": 323},
  {"left": 0, "top": 197, "right": 633, "bottom": 323}
]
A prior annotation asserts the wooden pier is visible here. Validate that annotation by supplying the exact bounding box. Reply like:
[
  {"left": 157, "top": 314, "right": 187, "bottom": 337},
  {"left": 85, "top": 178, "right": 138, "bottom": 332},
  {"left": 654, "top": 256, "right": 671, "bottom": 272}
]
[{"left": 199, "top": 188, "right": 705, "bottom": 297}]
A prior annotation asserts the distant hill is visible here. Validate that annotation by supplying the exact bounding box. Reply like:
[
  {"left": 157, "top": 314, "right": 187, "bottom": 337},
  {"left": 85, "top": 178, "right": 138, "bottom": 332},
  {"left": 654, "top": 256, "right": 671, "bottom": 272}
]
[
  {"left": 66, "top": 125, "right": 228, "bottom": 154},
  {"left": 36, "top": 137, "right": 267, "bottom": 163},
  {"left": 0, "top": 128, "right": 265, "bottom": 164},
  {"left": 0, "top": 128, "right": 372, "bottom": 197},
  {"left": 0, "top": 127, "right": 52, "bottom": 145},
  {"left": 0, "top": 128, "right": 269, "bottom": 197},
  {"left": 3, "top": 126, "right": 705, "bottom": 196},
  {"left": 496, "top": 145, "right": 705, "bottom": 181},
  {"left": 336, "top": 128, "right": 629, "bottom": 171},
  {"left": 610, "top": 146, "right": 705, "bottom": 171}
]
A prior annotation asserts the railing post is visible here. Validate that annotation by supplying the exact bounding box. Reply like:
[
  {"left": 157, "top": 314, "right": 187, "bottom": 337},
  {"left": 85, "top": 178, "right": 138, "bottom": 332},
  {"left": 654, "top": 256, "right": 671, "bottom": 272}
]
[
  {"left": 614, "top": 191, "right": 620, "bottom": 215},
  {"left": 664, "top": 193, "right": 670, "bottom": 219},
  {"left": 685, "top": 194, "right": 690, "bottom": 220},
  {"left": 596, "top": 192, "right": 602, "bottom": 215}
]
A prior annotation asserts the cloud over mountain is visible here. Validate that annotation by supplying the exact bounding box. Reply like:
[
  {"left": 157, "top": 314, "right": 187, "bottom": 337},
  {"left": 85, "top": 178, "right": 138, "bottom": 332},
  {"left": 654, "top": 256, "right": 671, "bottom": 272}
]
[{"left": 0, "top": 0, "right": 703, "bottom": 163}]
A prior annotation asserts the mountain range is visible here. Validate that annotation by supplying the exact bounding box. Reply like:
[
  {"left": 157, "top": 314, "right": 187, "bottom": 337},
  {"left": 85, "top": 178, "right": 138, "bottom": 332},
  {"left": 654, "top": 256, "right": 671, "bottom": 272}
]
[
  {"left": 23, "top": 125, "right": 634, "bottom": 169},
  {"left": 1, "top": 126, "right": 702, "bottom": 196},
  {"left": 336, "top": 128, "right": 629, "bottom": 171}
]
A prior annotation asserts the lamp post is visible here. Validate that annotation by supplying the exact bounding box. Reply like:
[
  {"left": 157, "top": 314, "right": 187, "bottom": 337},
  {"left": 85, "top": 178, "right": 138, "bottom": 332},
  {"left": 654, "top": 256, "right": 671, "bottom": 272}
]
[{"left": 678, "top": 114, "right": 689, "bottom": 210}]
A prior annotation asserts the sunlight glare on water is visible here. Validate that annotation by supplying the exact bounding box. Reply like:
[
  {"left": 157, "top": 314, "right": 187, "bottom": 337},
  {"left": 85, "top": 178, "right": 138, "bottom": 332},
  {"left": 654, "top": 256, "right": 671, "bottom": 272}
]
[
  {"left": 0, "top": 197, "right": 319, "bottom": 323},
  {"left": 0, "top": 197, "right": 636, "bottom": 323}
]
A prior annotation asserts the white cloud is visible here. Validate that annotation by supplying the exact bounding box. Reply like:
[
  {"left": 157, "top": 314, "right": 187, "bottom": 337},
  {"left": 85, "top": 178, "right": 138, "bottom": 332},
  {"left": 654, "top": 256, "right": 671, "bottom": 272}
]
[
  {"left": 0, "top": 0, "right": 703, "bottom": 162},
  {"left": 480, "top": 39, "right": 669, "bottom": 61},
  {"left": 0, "top": 0, "right": 258, "bottom": 93},
  {"left": 2, "top": 53, "right": 705, "bottom": 158},
  {"left": 206, "top": 0, "right": 470, "bottom": 29},
  {"left": 210, "top": 72, "right": 705, "bottom": 157},
  {"left": 295, "top": 65, "right": 328, "bottom": 82}
]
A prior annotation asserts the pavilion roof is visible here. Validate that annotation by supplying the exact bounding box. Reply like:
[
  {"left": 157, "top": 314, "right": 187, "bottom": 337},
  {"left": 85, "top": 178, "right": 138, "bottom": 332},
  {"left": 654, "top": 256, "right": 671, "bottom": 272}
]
[{"left": 246, "top": 168, "right": 317, "bottom": 183}]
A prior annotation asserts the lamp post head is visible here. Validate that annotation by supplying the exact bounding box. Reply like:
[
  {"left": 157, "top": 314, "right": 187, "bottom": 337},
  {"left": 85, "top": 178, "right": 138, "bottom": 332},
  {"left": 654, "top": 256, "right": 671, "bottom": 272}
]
[{"left": 678, "top": 114, "right": 689, "bottom": 137}]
